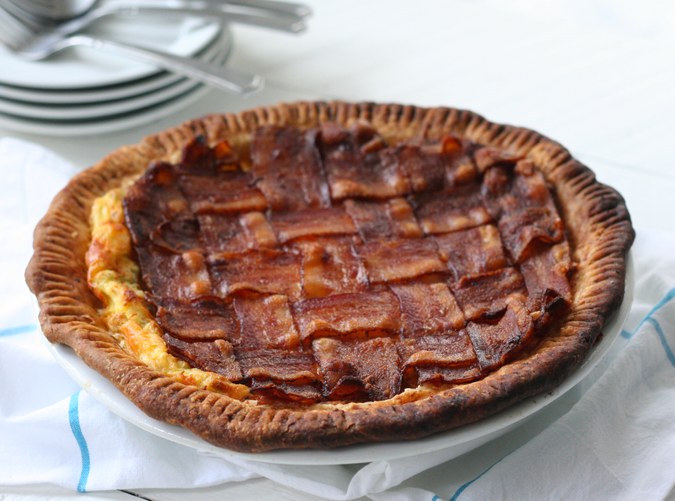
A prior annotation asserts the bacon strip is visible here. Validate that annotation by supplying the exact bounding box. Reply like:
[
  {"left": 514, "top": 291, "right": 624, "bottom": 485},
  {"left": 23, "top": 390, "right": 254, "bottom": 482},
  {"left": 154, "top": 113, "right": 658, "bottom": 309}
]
[
  {"left": 473, "top": 146, "right": 523, "bottom": 174},
  {"left": 208, "top": 250, "right": 302, "bottom": 299},
  {"left": 394, "top": 135, "right": 478, "bottom": 193},
  {"left": 344, "top": 198, "right": 423, "bottom": 241},
  {"left": 394, "top": 142, "right": 447, "bottom": 193},
  {"left": 498, "top": 207, "right": 564, "bottom": 263},
  {"left": 295, "top": 236, "right": 368, "bottom": 299},
  {"left": 177, "top": 169, "right": 268, "bottom": 215},
  {"left": 466, "top": 299, "right": 534, "bottom": 372},
  {"left": 293, "top": 290, "right": 402, "bottom": 342},
  {"left": 232, "top": 292, "right": 300, "bottom": 350},
  {"left": 251, "top": 125, "right": 330, "bottom": 211},
  {"left": 398, "top": 332, "right": 476, "bottom": 367},
  {"left": 239, "top": 212, "right": 279, "bottom": 249},
  {"left": 270, "top": 206, "right": 356, "bottom": 243},
  {"left": 155, "top": 298, "right": 240, "bottom": 343},
  {"left": 235, "top": 348, "right": 320, "bottom": 384},
  {"left": 197, "top": 214, "right": 248, "bottom": 254},
  {"left": 124, "top": 162, "right": 194, "bottom": 248},
  {"left": 412, "top": 184, "right": 492, "bottom": 234},
  {"left": 434, "top": 224, "right": 508, "bottom": 281},
  {"left": 313, "top": 337, "right": 401, "bottom": 401},
  {"left": 163, "top": 334, "right": 243, "bottom": 381},
  {"left": 318, "top": 121, "right": 410, "bottom": 200},
  {"left": 136, "top": 245, "right": 212, "bottom": 302},
  {"left": 496, "top": 160, "right": 559, "bottom": 215},
  {"left": 389, "top": 281, "right": 466, "bottom": 336},
  {"left": 397, "top": 334, "right": 481, "bottom": 385},
  {"left": 149, "top": 217, "right": 201, "bottom": 254},
  {"left": 357, "top": 238, "right": 447, "bottom": 283},
  {"left": 248, "top": 379, "right": 322, "bottom": 403},
  {"left": 198, "top": 212, "right": 278, "bottom": 255},
  {"left": 451, "top": 267, "right": 527, "bottom": 322},
  {"left": 520, "top": 241, "right": 574, "bottom": 317}
]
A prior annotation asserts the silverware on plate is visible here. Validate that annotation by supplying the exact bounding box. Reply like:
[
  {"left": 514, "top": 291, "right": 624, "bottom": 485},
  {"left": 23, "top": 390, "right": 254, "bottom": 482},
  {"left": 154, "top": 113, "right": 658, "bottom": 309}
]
[
  {"left": 0, "top": 1, "right": 265, "bottom": 96},
  {"left": 3, "top": 0, "right": 309, "bottom": 33}
]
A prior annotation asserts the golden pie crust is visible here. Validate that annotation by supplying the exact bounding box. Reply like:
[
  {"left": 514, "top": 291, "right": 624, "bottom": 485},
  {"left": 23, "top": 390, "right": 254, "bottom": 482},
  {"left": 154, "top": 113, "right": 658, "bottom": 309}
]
[{"left": 26, "top": 102, "right": 634, "bottom": 452}]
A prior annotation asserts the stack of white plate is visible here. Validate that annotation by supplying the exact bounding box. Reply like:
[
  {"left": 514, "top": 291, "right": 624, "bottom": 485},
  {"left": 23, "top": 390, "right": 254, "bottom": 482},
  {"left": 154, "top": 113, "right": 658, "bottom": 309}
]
[{"left": 0, "top": 14, "right": 231, "bottom": 136}]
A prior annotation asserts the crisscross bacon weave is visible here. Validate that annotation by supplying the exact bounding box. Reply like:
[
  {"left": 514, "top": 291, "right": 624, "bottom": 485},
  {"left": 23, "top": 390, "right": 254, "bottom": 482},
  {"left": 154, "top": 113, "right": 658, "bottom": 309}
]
[{"left": 122, "top": 122, "right": 575, "bottom": 404}]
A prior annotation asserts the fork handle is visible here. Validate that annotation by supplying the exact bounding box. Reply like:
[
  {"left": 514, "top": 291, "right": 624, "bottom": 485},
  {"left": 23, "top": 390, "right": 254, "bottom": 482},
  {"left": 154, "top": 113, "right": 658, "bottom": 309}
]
[
  {"left": 225, "top": 0, "right": 311, "bottom": 18},
  {"left": 64, "top": 35, "right": 263, "bottom": 96}
]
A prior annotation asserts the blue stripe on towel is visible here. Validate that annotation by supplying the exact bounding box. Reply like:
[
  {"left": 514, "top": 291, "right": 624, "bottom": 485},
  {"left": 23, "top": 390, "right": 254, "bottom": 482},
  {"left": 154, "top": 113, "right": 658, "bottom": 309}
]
[
  {"left": 449, "top": 455, "right": 506, "bottom": 501},
  {"left": 626, "top": 287, "right": 675, "bottom": 339},
  {"left": 448, "top": 287, "right": 675, "bottom": 500},
  {"left": 0, "top": 324, "right": 37, "bottom": 337},
  {"left": 646, "top": 317, "right": 675, "bottom": 367},
  {"left": 68, "top": 392, "right": 90, "bottom": 492}
]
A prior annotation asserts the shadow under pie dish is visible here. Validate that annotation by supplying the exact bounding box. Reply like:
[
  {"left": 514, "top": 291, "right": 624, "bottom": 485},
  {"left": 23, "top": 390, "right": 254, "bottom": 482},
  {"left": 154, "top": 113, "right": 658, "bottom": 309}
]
[{"left": 26, "top": 102, "right": 634, "bottom": 453}]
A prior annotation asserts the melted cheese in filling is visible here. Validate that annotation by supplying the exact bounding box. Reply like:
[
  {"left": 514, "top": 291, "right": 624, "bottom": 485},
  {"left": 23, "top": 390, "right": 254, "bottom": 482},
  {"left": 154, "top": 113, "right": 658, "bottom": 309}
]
[{"left": 87, "top": 187, "right": 250, "bottom": 399}]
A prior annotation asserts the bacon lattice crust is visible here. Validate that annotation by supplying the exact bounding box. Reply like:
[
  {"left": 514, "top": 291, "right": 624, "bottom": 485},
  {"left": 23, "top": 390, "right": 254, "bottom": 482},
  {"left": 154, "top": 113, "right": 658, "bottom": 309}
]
[{"left": 123, "top": 121, "right": 577, "bottom": 405}]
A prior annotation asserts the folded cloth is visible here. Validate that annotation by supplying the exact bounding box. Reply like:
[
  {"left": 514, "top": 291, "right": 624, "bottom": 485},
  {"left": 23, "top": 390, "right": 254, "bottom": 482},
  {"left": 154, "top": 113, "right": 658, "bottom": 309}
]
[{"left": 1, "top": 137, "right": 674, "bottom": 500}]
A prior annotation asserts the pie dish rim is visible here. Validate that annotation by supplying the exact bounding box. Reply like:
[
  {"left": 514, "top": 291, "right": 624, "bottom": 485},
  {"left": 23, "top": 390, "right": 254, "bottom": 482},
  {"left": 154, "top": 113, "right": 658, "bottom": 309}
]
[{"left": 25, "top": 101, "right": 635, "bottom": 452}]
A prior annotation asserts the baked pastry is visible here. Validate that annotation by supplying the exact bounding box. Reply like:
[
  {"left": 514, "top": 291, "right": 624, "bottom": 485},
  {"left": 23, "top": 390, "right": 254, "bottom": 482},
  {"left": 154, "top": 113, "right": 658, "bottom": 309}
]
[{"left": 26, "top": 102, "right": 634, "bottom": 452}]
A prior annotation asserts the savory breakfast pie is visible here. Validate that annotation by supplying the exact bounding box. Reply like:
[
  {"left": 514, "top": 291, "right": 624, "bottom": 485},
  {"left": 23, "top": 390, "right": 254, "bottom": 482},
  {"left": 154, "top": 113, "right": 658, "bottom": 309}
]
[{"left": 26, "top": 102, "right": 634, "bottom": 452}]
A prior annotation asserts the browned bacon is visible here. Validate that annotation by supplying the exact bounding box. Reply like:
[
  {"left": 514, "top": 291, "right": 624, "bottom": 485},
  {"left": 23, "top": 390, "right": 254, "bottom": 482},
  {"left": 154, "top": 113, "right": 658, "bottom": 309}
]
[
  {"left": 398, "top": 332, "right": 476, "bottom": 367},
  {"left": 121, "top": 123, "right": 576, "bottom": 405},
  {"left": 295, "top": 236, "right": 368, "bottom": 299},
  {"left": 466, "top": 299, "right": 534, "bottom": 372},
  {"left": 251, "top": 125, "right": 330, "bottom": 211},
  {"left": 498, "top": 207, "right": 564, "bottom": 263},
  {"left": 357, "top": 238, "right": 447, "bottom": 283},
  {"left": 136, "top": 246, "right": 212, "bottom": 302},
  {"left": 197, "top": 212, "right": 279, "bottom": 255},
  {"left": 344, "top": 198, "right": 423, "bottom": 241},
  {"left": 248, "top": 380, "right": 322, "bottom": 403},
  {"left": 318, "top": 121, "right": 410, "bottom": 199},
  {"left": 394, "top": 135, "right": 478, "bottom": 193},
  {"left": 389, "top": 281, "right": 466, "bottom": 336},
  {"left": 293, "top": 290, "right": 402, "bottom": 342},
  {"left": 232, "top": 292, "right": 300, "bottom": 349},
  {"left": 176, "top": 168, "right": 268, "bottom": 215},
  {"left": 520, "top": 242, "right": 574, "bottom": 307},
  {"left": 208, "top": 250, "right": 302, "bottom": 299},
  {"left": 397, "top": 333, "right": 481, "bottom": 385},
  {"left": 393, "top": 141, "right": 447, "bottom": 193},
  {"left": 473, "top": 146, "right": 523, "bottom": 174},
  {"left": 124, "top": 162, "right": 194, "bottom": 248},
  {"left": 411, "top": 184, "right": 492, "bottom": 234},
  {"left": 235, "top": 348, "right": 320, "bottom": 383},
  {"left": 270, "top": 206, "right": 356, "bottom": 243},
  {"left": 313, "top": 337, "right": 401, "bottom": 401},
  {"left": 434, "top": 224, "right": 508, "bottom": 282},
  {"left": 163, "top": 334, "right": 243, "bottom": 381},
  {"left": 155, "top": 298, "right": 240, "bottom": 343},
  {"left": 451, "top": 267, "right": 527, "bottom": 321}
]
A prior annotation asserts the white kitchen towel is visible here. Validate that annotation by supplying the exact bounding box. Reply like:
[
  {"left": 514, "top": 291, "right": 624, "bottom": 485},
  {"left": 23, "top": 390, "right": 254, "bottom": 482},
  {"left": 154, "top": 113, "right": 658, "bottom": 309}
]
[{"left": 1, "top": 137, "right": 674, "bottom": 500}]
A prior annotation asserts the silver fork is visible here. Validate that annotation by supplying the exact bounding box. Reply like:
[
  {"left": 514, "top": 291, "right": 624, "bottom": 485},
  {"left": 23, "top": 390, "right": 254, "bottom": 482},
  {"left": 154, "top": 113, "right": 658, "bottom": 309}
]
[{"left": 0, "top": 5, "right": 263, "bottom": 96}]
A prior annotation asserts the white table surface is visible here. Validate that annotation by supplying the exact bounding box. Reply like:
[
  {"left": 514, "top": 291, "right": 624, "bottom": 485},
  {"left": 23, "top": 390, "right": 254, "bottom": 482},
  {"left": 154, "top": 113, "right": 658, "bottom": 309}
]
[{"left": 1, "top": 1, "right": 674, "bottom": 499}]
